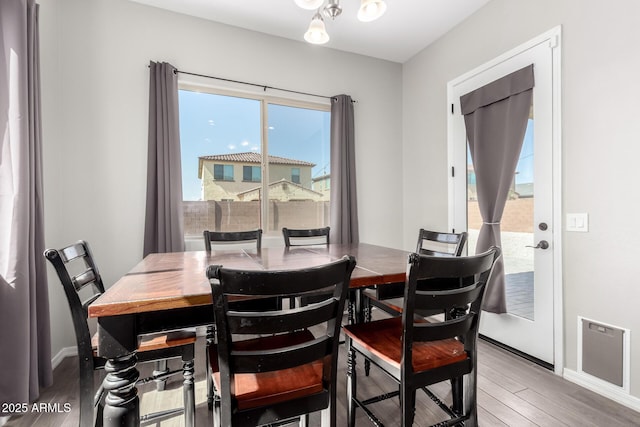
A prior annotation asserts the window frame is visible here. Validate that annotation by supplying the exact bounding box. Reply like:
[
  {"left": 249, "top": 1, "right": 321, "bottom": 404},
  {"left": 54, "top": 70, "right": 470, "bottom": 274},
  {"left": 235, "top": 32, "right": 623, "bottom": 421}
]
[
  {"left": 291, "top": 167, "right": 301, "bottom": 184},
  {"left": 214, "top": 164, "right": 234, "bottom": 181},
  {"left": 243, "top": 165, "right": 261, "bottom": 182},
  {"left": 179, "top": 81, "right": 331, "bottom": 234}
]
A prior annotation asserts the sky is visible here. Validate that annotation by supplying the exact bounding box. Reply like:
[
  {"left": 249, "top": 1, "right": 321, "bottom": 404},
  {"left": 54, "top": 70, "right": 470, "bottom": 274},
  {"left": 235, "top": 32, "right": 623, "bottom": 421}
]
[
  {"left": 179, "top": 89, "right": 330, "bottom": 200},
  {"left": 467, "top": 118, "right": 534, "bottom": 186}
]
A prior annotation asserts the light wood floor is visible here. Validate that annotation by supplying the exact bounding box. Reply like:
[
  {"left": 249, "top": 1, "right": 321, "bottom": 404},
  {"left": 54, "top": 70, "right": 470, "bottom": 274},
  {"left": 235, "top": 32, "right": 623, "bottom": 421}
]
[{"left": 6, "top": 333, "right": 640, "bottom": 426}]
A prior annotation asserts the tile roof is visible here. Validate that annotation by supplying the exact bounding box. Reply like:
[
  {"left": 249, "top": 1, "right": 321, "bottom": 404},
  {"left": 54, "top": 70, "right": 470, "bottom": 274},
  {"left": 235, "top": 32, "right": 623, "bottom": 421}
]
[{"left": 199, "top": 152, "right": 315, "bottom": 167}]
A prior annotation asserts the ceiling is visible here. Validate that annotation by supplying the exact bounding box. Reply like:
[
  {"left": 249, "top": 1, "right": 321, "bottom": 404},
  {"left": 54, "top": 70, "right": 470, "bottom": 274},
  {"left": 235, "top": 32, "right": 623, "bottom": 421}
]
[{"left": 129, "top": 0, "right": 490, "bottom": 63}]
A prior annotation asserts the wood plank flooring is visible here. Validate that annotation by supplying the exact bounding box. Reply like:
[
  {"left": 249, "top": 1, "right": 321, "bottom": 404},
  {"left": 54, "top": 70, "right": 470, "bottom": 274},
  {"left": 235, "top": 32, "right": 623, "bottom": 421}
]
[{"left": 5, "top": 332, "right": 640, "bottom": 426}]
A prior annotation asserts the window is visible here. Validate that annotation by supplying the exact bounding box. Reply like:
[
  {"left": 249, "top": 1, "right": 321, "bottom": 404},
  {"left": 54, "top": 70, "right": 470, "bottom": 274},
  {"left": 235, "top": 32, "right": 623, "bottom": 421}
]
[
  {"left": 214, "top": 164, "right": 234, "bottom": 181},
  {"left": 179, "top": 87, "right": 330, "bottom": 237},
  {"left": 291, "top": 168, "right": 300, "bottom": 184},
  {"left": 243, "top": 166, "right": 261, "bottom": 182}
]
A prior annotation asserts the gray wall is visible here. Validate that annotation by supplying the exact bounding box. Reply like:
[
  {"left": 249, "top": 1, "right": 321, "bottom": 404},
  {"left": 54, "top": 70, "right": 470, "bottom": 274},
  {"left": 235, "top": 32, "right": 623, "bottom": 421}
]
[
  {"left": 402, "top": 0, "right": 640, "bottom": 398},
  {"left": 38, "top": 0, "right": 403, "bottom": 355}
]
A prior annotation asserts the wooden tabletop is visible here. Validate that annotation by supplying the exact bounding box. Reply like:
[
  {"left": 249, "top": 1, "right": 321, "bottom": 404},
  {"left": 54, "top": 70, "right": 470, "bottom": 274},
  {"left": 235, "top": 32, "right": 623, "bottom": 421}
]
[{"left": 88, "top": 243, "right": 410, "bottom": 319}]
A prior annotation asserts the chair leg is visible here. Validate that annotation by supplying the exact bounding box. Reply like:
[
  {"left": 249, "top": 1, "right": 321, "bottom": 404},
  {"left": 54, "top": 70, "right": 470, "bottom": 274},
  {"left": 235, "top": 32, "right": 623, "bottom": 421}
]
[
  {"left": 78, "top": 358, "right": 95, "bottom": 427},
  {"left": 363, "top": 296, "right": 371, "bottom": 376},
  {"left": 206, "top": 324, "right": 215, "bottom": 410},
  {"left": 182, "top": 355, "right": 196, "bottom": 427},
  {"left": 346, "top": 338, "right": 357, "bottom": 427},
  {"left": 465, "top": 370, "right": 478, "bottom": 426},
  {"left": 451, "top": 376, "right": 463, "bottom": 415},
  {"left": 153, "top": 359, "right": 169, "bottom": 391},
  {"left": 400, "top": 386, "right": 416, "bottom": 427}
]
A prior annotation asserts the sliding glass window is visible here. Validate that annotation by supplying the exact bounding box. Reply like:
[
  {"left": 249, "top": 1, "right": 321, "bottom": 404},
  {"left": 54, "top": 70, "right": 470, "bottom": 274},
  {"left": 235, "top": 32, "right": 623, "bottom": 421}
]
[{"left": 178, "top": 88, "right": 330, "bottom": 237}]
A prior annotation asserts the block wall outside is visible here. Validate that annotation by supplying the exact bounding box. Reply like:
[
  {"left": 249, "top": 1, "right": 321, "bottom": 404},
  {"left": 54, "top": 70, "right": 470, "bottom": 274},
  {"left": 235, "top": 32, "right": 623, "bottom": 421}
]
[
  {"left": 467, "top": 197, "right": 534, "bottom": 233},
  {"left": 183, "top": 200, "right": 330, "bottom": 236}
]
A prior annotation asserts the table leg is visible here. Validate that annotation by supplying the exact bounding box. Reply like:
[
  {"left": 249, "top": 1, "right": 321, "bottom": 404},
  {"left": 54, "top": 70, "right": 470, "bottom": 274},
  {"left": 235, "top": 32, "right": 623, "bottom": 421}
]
[{"left": 102, "top": 352, "right": 140, "bottom": 426}]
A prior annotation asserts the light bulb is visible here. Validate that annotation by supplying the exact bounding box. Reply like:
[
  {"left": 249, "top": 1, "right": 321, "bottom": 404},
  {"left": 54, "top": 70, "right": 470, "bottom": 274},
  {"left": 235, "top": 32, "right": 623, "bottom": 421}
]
[
  {"left": 357, "top": 0, "right": 387, "bottom": 22},
  {"left": 304, "top": 13, "right": 330, "bottom": 45}
]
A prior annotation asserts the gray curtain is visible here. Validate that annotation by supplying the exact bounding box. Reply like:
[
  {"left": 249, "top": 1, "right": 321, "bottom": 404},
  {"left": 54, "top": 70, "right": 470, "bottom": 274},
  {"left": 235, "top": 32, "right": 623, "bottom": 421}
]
[
  {"left": 0, "top": 0, "right": 52, "bottom": 412},
  {"left": 460, "top": 65, "right": 534, "bottom": 313},
  {"left": 143, "top": 61, "right": 185, "bottom": 257},
  {"left": 329, "top": 95, "right": 359, "bottom": 244}
]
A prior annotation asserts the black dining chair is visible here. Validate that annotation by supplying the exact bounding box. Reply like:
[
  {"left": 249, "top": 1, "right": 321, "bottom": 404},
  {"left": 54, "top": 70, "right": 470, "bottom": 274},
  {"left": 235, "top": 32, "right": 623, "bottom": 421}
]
[
  {"left": 343, "top": 247, "right": 500, "bottom": 427},
  {"left": 207, "top": 255, "right": 356, "bottom": 427},
  {"left": 44, "top": 240, "right": 196, "bottom": 427},
  {"left": 282, "top": 226, "right": 330, "bottom": 247},
  {"left": 203, "top": 229, "right": 280, "bottom": 409},
  {"left": 364, "top": 229, "right": 468, "bottom": 318}
]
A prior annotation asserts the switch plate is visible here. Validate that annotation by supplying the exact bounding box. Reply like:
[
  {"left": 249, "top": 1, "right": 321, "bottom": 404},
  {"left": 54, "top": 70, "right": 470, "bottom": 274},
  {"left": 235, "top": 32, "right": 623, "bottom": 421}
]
[{"left": 566, "top": 213, "right": 589, "bottom": 232}]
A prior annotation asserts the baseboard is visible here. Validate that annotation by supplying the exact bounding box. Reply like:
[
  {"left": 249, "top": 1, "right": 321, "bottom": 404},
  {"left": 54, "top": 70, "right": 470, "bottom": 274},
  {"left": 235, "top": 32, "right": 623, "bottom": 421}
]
[
  {"left": 563, "top": 368, "right": 640, "bottom": 412},
  {"left": 51, "top": 346, "right": 77, "bottom": 369}
]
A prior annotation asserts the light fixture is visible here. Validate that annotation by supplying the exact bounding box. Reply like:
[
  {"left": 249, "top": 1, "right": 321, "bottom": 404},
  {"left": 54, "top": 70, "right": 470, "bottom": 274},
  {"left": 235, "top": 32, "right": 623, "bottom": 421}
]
[
  {"left": 296, "top": 0, "right": 387, "bottom": 44},
  {"left": 304, "top": 12, "right": 330, "bottom": 45},
  {"left": 357, "top": 0, "right": 387, "bottom": 22},
  {"left": 324, "top": 0, "right": 342, "bottom": 20}
]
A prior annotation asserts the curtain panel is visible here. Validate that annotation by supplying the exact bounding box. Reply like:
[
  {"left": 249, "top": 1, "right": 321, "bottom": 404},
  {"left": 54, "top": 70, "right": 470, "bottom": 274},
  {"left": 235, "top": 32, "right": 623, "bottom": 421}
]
[
  {"left": 460, "top": 65, "right": 534, "bottom": 313},
  {"left": 0, "top": 0, "right": 52, "bottom": 413},
  {"left": 143, "top": 61, "right": 185, "bottom": 257},
  {"left": 329, "top": 95, "right": 359, "bottom": 244}
]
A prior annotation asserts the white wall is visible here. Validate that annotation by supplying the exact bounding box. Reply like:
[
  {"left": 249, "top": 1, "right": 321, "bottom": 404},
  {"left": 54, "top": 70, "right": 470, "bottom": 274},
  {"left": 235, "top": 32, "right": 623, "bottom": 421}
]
[
  {"left": 403, "top": 0, "right": 640, "bottom": 399},
  {"left": 38, "top": 0, "right": 403, "bottom": 355}
]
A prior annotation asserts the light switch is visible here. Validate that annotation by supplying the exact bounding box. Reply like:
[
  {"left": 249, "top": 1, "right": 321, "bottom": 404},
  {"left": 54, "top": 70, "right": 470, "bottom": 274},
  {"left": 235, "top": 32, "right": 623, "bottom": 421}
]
[{"left": 566, "top": 213, "right": 588, "bottom": 232}]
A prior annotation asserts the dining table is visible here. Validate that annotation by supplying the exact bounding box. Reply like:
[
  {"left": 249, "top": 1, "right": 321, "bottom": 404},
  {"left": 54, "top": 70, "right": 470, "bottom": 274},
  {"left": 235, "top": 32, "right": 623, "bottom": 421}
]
[{"left": 88, "top": 242, "right": 411, "bottom": 426}]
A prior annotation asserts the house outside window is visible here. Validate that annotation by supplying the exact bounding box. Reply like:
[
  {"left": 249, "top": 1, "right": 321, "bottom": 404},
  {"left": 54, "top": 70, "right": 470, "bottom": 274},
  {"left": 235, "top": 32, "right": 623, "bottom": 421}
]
[
  {"left": 213, "top": 164, "right": 234, "bottom": 181},
  {"left": 243, "top": 165, "right": 261, "bottom": 182},
  {"left": 179, "top": 87, "right": 330, "bottom": 237}
]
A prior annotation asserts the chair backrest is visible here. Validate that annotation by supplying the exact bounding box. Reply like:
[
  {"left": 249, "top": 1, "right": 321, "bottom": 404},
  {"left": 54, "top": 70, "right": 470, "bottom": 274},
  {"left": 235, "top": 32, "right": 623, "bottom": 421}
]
[
  {"left": 45, "top": 241, "right": 107, "bottom": 426},
  {"left": 401, "top": 247, "right": 501, "bottom": 372},
  {"left": 282, "top": 226, "right": 330, "bottom": 247},
  {"left": 44, "top": 240, "right": 104, "bottom": 373},
  {"left": 207, "top": 255, "right": 356, "bottom": 426},
  {"left": 416, "top": 229, "right": 467, "bottom": 257},
  {"left": 203, "top": 229, "right": 262, "bottom": 252}
]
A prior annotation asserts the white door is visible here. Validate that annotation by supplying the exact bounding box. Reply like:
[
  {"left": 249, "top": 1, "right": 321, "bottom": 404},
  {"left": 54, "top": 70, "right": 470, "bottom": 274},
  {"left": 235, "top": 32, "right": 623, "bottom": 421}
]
[{"left": 448, "top": 28, "right": 561, "bottom": 367}]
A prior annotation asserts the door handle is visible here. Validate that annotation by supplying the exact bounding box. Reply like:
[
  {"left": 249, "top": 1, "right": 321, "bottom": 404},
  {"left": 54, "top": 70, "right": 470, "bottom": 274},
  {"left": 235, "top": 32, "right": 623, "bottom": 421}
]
[{"left": 526, "top": 240, "right": 549, "bottom": 250}]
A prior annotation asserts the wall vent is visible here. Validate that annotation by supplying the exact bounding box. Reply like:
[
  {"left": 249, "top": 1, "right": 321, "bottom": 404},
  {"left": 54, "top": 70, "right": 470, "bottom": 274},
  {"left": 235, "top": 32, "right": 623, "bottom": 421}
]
[{"left": 578, "top": 317, "right": 628, "bottom": 389}]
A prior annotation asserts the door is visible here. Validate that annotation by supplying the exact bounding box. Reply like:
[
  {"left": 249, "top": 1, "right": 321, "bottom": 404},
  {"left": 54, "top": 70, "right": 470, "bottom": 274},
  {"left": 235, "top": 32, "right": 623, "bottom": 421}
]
[{"left": 449, "top": 29, "right": 561, "bottom": 366}]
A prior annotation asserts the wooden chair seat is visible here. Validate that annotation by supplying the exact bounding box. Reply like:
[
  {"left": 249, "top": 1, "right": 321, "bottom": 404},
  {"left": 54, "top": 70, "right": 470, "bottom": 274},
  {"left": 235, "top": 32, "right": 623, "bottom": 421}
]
[
  {"left": 344, "top": 317, "right": 467, "bottom": 373},
  {"left": 209, "top": 330, "right": 324, "bottom": 410}
]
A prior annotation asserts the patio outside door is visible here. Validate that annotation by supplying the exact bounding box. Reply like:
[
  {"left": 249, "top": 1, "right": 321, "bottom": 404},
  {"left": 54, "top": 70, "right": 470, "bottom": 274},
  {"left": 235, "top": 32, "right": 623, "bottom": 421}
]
[{"left": 448, "top": 28, "right": 561, "bottom": 367}]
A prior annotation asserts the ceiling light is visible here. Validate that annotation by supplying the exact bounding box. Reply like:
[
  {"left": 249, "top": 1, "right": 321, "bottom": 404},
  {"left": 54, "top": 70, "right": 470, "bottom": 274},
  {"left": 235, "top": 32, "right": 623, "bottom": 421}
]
[
  {"left": 357, "top": 0, "right": 387, "bottom": 22},
  {"left": 294, "top": 0, "right": 324, "bottom": 10},
  {"left": 304, "top": 12, "right": 330, "bottom": 45},
  {"left": 296, "top": 0, "right": 387, "bottom": 44}
]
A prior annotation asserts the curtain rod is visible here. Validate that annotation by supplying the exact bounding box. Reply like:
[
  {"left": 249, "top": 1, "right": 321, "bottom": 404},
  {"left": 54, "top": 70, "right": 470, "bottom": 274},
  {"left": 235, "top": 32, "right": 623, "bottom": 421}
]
[{"left": 174, "top": 69, "right": 356, "bottom": 103}]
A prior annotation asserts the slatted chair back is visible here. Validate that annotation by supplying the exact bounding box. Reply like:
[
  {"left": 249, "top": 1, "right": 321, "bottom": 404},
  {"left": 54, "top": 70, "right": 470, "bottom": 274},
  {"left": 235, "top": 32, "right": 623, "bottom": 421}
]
[
  {"left": 282, "top": 226, "right": 330, "bottom": 247},
  {"left": 207, "top": 255, "right": 356, "bottom": 427},
  {"left": 45, "top": 241, "right": 104, "bottom": 364},
  {"left": 416, "top": 228, "right": 467, "bottom": 257},
  {"left": 402, "top": 247, "right": 501, "bottom": 362},
  {"left": 204, "top": 229, "right": 262, "bottom": 252},
  {"left": 44, "top": 241, "right": 106, "bottom": 426}
]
